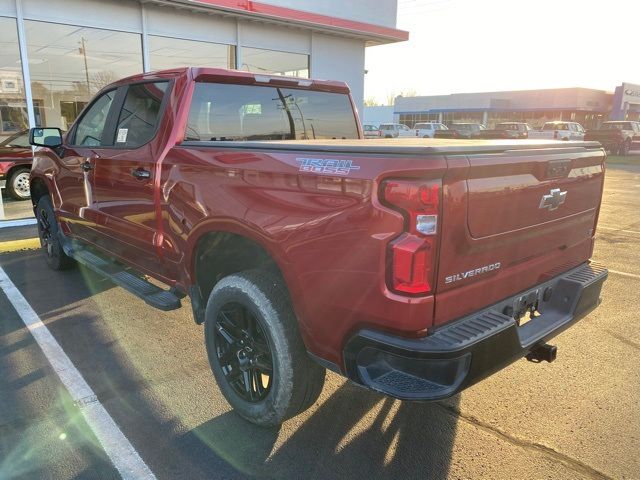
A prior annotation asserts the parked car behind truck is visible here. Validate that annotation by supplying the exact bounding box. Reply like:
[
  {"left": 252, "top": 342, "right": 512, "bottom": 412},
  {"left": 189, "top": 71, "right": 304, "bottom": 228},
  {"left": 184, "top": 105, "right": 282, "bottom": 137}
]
[
  {"left": 479, "top": 122, "right": 533, "bottom": 139},
  {"left": 528, "top": 121, "right": 586, "bottom": 141},
  {"left": 379, "top": 123, "right": 414, "bottom": 138},
  {"left": 362, "top": 124, "right": 381, "bottom": 139},
  {"left": 29, "top": 67, "right": 607, "bottom": 427},
  {"left": 414, "top": 122, "right": 448, "bottom": 138},
  {"left": 0, "top": 130, "right": 33, "bottom": 200},
  {"left": 584, "top": 121, "right": 640, "bottom": 155},
  {"left": 434, "top": 122, "right": 486, "bottom": 139}
]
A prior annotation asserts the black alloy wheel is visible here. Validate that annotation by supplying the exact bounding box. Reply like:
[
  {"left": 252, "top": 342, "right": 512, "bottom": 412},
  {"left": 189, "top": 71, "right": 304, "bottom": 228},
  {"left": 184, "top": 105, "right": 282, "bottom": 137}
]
[
  {"left": 204, "top": 271, "right": 326, "bottom": 426},
  {"left": 37, "top": 203, "right": 53, "bottom": 258},
  {"left": 214, "top": 303, "right": 274, "bottom": 402},
  {"left": 35, "top": 195, "right": 74, "bottom": 270}
]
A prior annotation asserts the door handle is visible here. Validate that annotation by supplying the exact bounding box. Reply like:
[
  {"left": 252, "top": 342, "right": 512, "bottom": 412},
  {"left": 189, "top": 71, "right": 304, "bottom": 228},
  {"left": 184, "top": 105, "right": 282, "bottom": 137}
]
[
  {"left": 132, "top": 168, "right": 151, "bottom": 180},
  {"left": 82, "top": 161, "right": 93, "bottom": 172}
]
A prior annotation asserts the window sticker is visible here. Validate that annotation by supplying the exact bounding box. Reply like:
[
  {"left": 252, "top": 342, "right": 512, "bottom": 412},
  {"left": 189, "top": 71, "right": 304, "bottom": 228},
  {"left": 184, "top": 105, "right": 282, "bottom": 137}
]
[{"left": 117, "top": 128, "right": 128, "bottom": 143}]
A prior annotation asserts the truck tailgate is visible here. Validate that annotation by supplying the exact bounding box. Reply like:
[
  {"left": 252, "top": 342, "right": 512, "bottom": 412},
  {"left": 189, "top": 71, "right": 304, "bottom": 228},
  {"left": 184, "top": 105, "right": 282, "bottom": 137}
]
[{"left": 434, "top": 145, "right": 605, "bottom": 326}]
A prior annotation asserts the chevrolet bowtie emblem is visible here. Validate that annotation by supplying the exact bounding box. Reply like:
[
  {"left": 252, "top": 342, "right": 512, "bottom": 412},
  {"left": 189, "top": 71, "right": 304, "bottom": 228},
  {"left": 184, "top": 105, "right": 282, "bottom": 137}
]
[{"left": 539, "top": 188, "right": 567, "bottom": 211}]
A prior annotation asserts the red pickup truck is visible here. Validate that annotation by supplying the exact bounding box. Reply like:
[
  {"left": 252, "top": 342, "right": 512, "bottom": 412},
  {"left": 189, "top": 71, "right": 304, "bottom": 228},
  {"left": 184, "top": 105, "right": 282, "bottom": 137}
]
[{"left": 29, "top": 67, "right": 608, "bottom": 427}]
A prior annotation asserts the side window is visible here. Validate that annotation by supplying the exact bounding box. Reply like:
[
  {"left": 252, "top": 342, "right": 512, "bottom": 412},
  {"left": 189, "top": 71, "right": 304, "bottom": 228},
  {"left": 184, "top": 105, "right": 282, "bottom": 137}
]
[
  {"left": 73, "top": 90, "right": 116, "bottom": 146},
  {"left": 115, "top": 82, "right": 168, "bottom": 148}
]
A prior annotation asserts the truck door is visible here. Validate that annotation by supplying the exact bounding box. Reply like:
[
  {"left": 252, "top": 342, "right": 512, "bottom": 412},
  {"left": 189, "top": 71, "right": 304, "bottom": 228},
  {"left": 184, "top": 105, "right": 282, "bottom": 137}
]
[
  {"left": 91, "top": 81, "right": 170, "bottom": 276},
  {"left": 56, "top": 88, "right": 120, "bottom": 244}
]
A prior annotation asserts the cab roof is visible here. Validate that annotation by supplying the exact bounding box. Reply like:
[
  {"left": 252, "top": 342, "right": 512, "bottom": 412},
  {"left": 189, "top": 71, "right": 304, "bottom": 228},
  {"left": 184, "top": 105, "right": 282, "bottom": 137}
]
[{"left": 109, "top": 67, "right": 351, "bottom": 94}]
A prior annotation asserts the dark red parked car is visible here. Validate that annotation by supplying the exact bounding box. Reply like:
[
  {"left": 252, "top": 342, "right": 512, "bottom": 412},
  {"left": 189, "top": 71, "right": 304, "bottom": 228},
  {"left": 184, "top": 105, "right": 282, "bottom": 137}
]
[
  {"left": 0, "top": 130, "right": 32, "bottom": 200},
  {"left": 28, "top": 67, "right": 607, "bottom": 427}
]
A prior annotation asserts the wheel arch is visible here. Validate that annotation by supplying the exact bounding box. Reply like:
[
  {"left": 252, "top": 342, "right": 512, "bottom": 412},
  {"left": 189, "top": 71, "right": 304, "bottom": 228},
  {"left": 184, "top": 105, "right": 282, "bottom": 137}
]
[
  {"left": 186, "top": 224, "right": 300, "bottom": 327},
  {"left": 29, "top": 174, "right": 50, "bottom": 210}
]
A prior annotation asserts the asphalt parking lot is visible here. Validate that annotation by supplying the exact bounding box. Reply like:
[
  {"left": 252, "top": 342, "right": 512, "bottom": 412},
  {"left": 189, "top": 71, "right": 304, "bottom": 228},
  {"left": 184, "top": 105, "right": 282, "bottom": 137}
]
[{"left": 0, "top": 165, "right": 638, "bottom": 479}]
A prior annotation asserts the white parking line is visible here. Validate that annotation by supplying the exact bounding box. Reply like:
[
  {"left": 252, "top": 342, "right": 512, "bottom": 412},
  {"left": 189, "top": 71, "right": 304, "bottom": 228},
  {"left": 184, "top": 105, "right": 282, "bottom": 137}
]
[
  {"left": 0, "top": 266, "right": 156, "bottom": 480},
  {"left": 598, "top": 226, "right": 640, "bottom": 235},
  {"left": 608, "top": 269, "right": 640, "bottom": 280},
  {"left": 0, "top": 218, "right": 37, "bottom": 229}
]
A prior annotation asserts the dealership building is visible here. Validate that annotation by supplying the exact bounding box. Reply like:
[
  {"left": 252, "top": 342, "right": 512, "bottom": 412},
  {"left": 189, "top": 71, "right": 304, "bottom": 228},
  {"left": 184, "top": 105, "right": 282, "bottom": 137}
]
[
  {"left": 366, "top": 82, "right": 640, "bottom": 130},
  {"left": 0, "top": 0, "right": 406, "bottom": 140}
]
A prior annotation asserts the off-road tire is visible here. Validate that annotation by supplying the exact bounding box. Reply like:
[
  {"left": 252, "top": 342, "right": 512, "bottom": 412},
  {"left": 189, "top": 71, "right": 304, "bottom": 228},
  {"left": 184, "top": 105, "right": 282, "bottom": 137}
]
[
  {"left": 35, "top": 195, "right": 74, "bottom": 270},
  {"left": 204, "top": 270, "right": 325, "bottom": 427},
  {"left": 7, "top": 168, "right": 31, "bottom": 200}
]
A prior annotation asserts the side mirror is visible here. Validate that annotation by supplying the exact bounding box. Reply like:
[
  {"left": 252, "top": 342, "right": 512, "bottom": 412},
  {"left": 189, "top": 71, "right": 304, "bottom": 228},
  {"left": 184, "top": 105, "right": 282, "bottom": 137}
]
[{"left": 29, "top": 127, "right": 63, "bottom": 148}]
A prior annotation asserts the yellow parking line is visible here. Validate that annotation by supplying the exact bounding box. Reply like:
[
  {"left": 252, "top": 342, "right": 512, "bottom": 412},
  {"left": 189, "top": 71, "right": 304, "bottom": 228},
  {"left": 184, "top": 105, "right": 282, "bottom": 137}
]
[{"left": 0, "top": 238, "right": 41, "bottom": 253}]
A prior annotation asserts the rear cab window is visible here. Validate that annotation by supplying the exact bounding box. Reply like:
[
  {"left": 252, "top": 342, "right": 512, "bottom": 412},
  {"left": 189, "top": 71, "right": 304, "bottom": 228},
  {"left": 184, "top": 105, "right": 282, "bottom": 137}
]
[{"left": 185, "top": 83, "right": 359, "bottom": 141}]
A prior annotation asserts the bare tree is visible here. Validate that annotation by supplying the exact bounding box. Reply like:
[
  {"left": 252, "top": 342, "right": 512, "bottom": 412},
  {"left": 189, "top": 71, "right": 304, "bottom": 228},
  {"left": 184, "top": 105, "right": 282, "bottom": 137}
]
[
  {"left": 364, "top": 97, "right": 381, "bottom": 107},
  {"left": 90, "top": 70, "right": 118, "bottom": 94},
  {"left": 399, "top": 89, "right": 418, "bottom": 98},
  {"left": 386, "top": 92, "right": 397, "bottom": 106}
]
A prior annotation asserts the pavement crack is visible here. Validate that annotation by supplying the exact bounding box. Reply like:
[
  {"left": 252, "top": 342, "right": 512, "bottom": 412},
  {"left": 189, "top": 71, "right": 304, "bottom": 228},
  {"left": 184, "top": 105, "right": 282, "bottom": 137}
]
[
  {"left": 436, "top": 402, "right": 613, "bottom": 480},
  {"left": 605, "top": 329, "right": 640, "bottom": 351}
]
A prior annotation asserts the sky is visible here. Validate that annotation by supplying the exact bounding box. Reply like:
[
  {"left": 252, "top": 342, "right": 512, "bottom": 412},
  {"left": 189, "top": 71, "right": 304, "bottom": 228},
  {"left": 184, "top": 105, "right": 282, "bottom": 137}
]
[{"left": 364, "top": 0, "right": 640, "bottom": 104}]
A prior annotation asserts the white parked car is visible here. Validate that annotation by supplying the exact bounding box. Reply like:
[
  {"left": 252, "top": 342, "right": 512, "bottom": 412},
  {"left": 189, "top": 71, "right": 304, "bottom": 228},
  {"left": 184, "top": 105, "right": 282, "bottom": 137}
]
[
  {"left": 414, "top": 122, "right": 448, "bottom": 138},
  {"left": 379, "top": 123, "right": 414, "bottom": 138},
  {"left": 528, "top": 121, "right": 586, "bottom": 141}
]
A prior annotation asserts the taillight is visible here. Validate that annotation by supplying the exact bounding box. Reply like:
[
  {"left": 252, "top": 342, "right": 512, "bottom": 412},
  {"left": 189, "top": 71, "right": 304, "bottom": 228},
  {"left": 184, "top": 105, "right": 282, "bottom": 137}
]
[{"left": 382, "top": 179, "right": 441, "bottom": 295}]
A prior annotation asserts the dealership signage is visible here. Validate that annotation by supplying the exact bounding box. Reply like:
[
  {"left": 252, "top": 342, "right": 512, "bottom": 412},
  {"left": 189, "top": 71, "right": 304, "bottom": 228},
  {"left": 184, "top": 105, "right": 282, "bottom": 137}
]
[{"left": 622, "top": 83, "right": 640, "bottom": 103}]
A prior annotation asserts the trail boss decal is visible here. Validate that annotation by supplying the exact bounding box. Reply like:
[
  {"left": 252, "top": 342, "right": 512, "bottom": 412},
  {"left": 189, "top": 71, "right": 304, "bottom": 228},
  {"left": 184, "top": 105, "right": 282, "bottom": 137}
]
[
  {"left": 296, "top": 158, "right": 361, "bottom": 175},
  {"left": 445, "top": 262, "right": 501, "bottom": 284}
]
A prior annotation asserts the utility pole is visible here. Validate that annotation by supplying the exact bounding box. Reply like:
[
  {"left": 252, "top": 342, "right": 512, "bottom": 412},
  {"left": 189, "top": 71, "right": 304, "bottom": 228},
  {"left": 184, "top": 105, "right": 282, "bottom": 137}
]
[{"left": 79, "top": 37, "right": 90, "bottom": 95}]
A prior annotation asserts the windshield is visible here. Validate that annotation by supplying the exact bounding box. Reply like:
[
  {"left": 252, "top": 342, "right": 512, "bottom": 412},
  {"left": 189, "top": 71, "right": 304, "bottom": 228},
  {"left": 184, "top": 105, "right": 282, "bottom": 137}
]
[
  {"left": 543, "top": 123, "right": 568, "bottom": 130},
  {"left": 0, "top": 131, "right": 30, "bottom": 148},
  {"left": 186, "top": 82, "right": 359, "bottom": 141}
]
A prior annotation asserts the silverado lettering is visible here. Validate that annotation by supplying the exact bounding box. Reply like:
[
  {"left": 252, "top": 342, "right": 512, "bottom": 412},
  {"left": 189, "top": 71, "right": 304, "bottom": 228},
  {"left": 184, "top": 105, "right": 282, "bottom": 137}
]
[
  {"left": 445, "top": 262, "right": 501, "bottom": 284},
  {"left": 28, "top": 67, "right": 608, "bottom": 427}
]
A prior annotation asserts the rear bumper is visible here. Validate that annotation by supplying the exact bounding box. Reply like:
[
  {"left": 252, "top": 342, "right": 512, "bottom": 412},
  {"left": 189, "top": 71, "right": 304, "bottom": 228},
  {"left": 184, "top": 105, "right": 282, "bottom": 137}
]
[{"left": 343, "top": 262, "right": 607, "bottom": 401}]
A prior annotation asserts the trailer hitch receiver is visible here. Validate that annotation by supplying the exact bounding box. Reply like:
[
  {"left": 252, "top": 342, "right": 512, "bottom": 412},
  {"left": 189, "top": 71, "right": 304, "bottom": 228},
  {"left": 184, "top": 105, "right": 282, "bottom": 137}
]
[{"left": 526, "top": 343, "right": 557, "bottom": 363}]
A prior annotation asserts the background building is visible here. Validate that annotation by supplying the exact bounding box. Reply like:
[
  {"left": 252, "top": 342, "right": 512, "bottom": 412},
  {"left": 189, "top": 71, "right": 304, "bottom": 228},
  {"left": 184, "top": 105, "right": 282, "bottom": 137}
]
[
  {"left": 373, "top": 84, "right": 640, "bottom": 129},
  {"left": 0, "top": 0, "right": 406, "bottom": 140}
]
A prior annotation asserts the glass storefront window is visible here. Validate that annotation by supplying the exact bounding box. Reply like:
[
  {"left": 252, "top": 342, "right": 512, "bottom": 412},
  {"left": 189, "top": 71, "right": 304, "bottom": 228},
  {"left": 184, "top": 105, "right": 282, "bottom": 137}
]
[
  {"left": 0, "top": 17, "right": 28, "bottom": 141},
  {"left": 25, "top": 21, "right": 143, "bottom": 130},
  {"left": 149, "top": 36, "right": 235, "bottom": 71},
  {"left": 241, "top": 47, "right": 309, "bottom": 78}
]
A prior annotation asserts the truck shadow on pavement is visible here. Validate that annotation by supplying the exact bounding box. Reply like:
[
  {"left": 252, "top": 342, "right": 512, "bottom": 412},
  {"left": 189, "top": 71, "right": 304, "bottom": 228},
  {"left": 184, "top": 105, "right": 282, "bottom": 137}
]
[
  {"left": 182, "top": 382, "right": 460, "bottom": 480},
  {"left": 0, "top": 250, "right": 460, "bottom": 479}
]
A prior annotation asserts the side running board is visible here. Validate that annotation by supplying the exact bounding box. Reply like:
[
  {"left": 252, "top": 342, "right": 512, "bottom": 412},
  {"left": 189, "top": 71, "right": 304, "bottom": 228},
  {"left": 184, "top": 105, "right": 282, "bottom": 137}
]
[{"left": 60, "top": 237, "right": 182, "bottom": 311}]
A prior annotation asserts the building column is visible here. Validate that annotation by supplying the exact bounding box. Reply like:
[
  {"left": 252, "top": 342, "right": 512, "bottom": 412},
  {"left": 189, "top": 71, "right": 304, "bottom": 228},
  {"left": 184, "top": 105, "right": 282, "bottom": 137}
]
[
  {"left": 236, "top": 21, "right": 243, "bottom": 70},
  {"left": 15, "top": 0, "right": 36, "bottom": 128},
  {"left": 141, "top": 4, "right": 150, "bottom": 72},
  {"left": 482, "top": 111, "right": 488, "bottom": 126}
]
